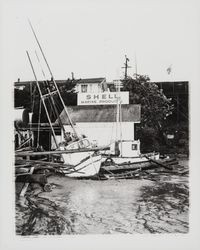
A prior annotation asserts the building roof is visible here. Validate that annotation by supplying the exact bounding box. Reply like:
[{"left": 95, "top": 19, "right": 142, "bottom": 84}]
[
  {"left": 75, "top": 78, "right": 106, "bottom": 84},
  {"left": 57, "top": 104, "right": 141, "bottom": 124},
  {"left": 14, "top": 79, "right": 70, "bottom": 87},
  {"left": 14, "top": 77, "right": 106, "bottom": 87}
]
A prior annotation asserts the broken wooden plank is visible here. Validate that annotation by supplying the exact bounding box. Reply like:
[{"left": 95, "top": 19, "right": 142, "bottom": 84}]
[
  {"left": 15, "top": 164, "right": 32, "bottom": 168},
  {"left": 25, "top": 159, "right": 74, "bottom": 168},
  {"left": 144, "top": 156, "right": 173, "bottom": 170},
  {"left": 19, "top": 167, "right": 35, "bottom": 197},
  {"left": 15, "top": 146, "right": 110, "bottom": 157}
]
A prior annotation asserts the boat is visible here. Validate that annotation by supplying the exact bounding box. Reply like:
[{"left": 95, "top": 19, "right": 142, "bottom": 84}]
[
  {"left": 101, "top": 79, "right": 160, "bottom": 173},
  {"left": 22, "top": 22, "right": 102, "bottom": 178},
  {"left": 58, "top": 138, "right": 102, "bottom": 178}
]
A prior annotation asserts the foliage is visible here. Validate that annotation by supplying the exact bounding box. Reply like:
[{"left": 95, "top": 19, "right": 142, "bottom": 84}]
[
  {"left": 122, "top": 74, "right": 173, "bottom": 130},
  {"left": 136, "top": 126, "right": 160, "bottom": 153},
  {"left": 58, "top": 79, "right": 77, "bottom": 106},
  {"left": 122, "top": 74, "right": 174, "bottom": 150}
]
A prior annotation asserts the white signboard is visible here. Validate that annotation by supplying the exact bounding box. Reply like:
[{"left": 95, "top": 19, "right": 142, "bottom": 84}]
[{"left": 78, "top": 92, "right": 129, "bottom": 105}]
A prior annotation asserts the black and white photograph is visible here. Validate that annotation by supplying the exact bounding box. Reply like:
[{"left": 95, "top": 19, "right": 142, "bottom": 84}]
[{"left": 0, "top": 0, "right": 200, "bottom": 249}]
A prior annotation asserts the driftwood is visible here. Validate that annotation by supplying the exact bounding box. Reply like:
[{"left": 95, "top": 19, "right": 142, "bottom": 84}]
[{"left": 144, "top": 156, "right": 173, "bottom": 170}]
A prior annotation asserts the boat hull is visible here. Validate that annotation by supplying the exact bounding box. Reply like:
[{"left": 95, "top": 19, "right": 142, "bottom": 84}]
[
  {"left": 62, "top": 153, "right": 102, "bottom": 178},
  {"left": 102, "top": 152, "right": 159, "bottom": 164},
  {"left": 101, "top": 153, "right": 160, "bottom": 173}
]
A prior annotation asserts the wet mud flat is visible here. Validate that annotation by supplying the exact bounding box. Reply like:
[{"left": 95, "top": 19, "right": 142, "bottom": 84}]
[{"left": 15, "top": 157, "right": 189, "bottom": 235}]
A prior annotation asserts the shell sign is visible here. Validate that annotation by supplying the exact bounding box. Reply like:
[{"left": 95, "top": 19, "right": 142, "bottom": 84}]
[{"left": 77, "top": 92, "right": 129, "bottom": 105}]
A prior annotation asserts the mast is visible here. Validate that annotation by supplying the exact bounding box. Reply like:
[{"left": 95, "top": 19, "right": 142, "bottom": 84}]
[
  {"left": 121, "top": 55, "right": 131, "bottom": 79},
  {"left": 26, "top": 51, "right": 59, "bottom": 148},
  {"left": 28, "top": 20, "right": 79, "bottom": 140},
  {"left": 135, "top": 53, "right": 138, "bottom": 80},
  {"left": 34, "top": 50, "right": 67, "bottom": 137},
  {"left": 114, "top": 79, "right": 123, "bottom": 156}
]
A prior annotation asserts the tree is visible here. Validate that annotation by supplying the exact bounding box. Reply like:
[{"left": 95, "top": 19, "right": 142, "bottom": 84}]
[
  {"left": 58, "top": 79, "right": 77, "bottom": 106},
  {"left": 121, "top": 74, "right": 174, "bottom": 152}
]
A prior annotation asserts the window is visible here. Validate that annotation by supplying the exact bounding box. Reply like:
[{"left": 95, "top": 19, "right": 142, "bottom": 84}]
[
  {"left": 67, "top": 142, "right": 79, "bottom": 150},
  {"left": 132, "top": 144, "right": 138, "bottom": 150},
  {"left": 79, "top": 139, "right": 90, "bottom": 148},
  {"left": 81, "top": 84, "right": 88, "bottom": 93}
]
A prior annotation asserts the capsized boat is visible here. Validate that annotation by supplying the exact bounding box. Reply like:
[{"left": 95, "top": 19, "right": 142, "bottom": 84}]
[
  {"left": 25, "top": 22, "right": 102, "bottom": 178},
  {"left": 59, "top": 138, "right": 102, "bottom": 177}
]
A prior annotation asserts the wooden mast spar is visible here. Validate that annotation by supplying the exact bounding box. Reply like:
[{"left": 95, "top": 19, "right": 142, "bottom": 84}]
[
  {"left": 28, "top": 20, "right": 79, "bottom": 141},
  {"left": 26, "top": 51, "right": 59, "bottom": 148}
]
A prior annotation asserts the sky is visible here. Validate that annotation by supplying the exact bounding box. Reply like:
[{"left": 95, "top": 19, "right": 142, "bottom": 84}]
[{"left": 1, "top": 0, "right": 200, "bottom": 84}]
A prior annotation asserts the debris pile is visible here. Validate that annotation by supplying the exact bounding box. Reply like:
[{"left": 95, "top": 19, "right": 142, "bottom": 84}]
[
  {"left": 99, "top": 156, "right": 184, "bottom": 180},
  {"left": 16, "top": 195, "right": 73, "bottom": 235}
]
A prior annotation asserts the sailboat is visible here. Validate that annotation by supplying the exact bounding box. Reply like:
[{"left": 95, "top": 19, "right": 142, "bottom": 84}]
[
  {"left": 24, "top": 22, "right": 102, "bottom": 178},
  {"left": 101, "top": 80, "right": 160, "bottom": 172}
]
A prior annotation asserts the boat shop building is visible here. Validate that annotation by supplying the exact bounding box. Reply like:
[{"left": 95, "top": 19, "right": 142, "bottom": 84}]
[
  {"left": 14, "top": 77, "right": 141, "bottom": 150},
  {"left": 54, "top": 78, "right": 141, "bottom": 148},
  {"left": 55, "top": 104, "right": 141, "bottom": 148}
]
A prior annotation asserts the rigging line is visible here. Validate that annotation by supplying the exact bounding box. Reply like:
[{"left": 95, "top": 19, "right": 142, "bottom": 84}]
[
  {"left": 43, "top": 88, "right": 66, "bottom": 144},
  {"left": 46, "top": 94, "right": 57, "bottom": 120},
  {"left": 118, "top": 87, "right": 123, "bottom": 156},
  {"left": 115, "top": 98, "right": 118, "bottom": 141},
  {"left": 26, "top": 51, "right": 59, "bottom": 148},
  {"left": 55, "top": 100, "right": 72, "bottom": 129},
  {"left": 55, "top": 97, "right": 66, "bottom": 119},
  {"left": 30, "top": 83, "right": 37, "bottom": 136},
  {"left": 28, "top": 20, "right": 79, "bottom": 139},
  {"left": 29, "top": 81, "right": 33, "bottom": 136},
  {"left": 35, "top": 50, "right": 46, "bottom": 79},
  {"left": 41, "top": 79, "right": 61, "bottom": 124},
  {"left": 31, "top": 85, "right": 36, "bottom": 114},
  {"left": 31, "top": 55, "right": 43, "bottom": 107},
  {"left": 109, "top": 109, "right": 115, "bottom": 144},
  {"left": 54, "top": 97, "right": 63, "bottom": 115},
  {"left": 54, "top": 98, "right": 64, "bottom": 118},
  {"left": 35, "top": 55, "right": 55, "bottom": 119},
  {"left": 48, "top": 92, "right": 66, "bottom": 134},
  {"left": 119, "top": 100, "right": 123, "bottom": 155},
  {"left": 45, "top": 90, "right": 60, "bottom": 125},
  {"left": 35, "top": 50, "right": 66, "bottom": 135},
  {"left": 51, "top": 92, "right": 63, "bottom": 114}
]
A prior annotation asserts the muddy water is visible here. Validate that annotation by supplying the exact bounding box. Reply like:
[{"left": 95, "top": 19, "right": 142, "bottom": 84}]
[{"left": 16, "top": 158, "right": 189, "bottom": 235}]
